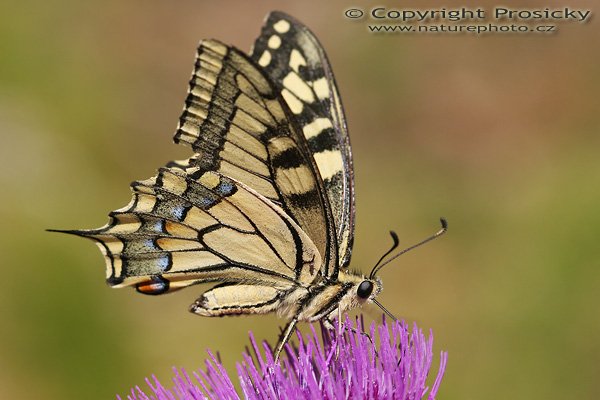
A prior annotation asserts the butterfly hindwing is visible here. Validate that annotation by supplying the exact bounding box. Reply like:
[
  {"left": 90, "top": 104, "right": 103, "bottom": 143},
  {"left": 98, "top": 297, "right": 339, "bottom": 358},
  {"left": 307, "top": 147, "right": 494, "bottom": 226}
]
[
  {"left": 190, "top": 282, "right": 284, "bottom": 317},
  {"left": 173, "top": 39, "right": 339, "bottom": 278},
  {"left": 251, "top": 11, "right": 355, "bottom": 269},
  {"left": 63, "top": 167, "right": 322, "bottom": 297}
]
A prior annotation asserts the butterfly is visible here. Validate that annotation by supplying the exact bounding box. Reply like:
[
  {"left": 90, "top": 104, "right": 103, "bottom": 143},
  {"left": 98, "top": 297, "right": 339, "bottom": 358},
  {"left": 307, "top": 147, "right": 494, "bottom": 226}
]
[{"left": 52, "top": 11, "right": 446, "bottom": 359}]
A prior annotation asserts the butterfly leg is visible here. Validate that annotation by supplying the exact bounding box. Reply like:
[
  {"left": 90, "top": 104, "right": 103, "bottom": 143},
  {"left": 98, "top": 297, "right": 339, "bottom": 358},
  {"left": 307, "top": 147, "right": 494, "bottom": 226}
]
[
  {"left": 335, "top": 307, "right": 342, "bottom": 359},
  {"left": 321, "top": 309, "right": 342, "bottom": 360},
  {"left": 275, "top": 317, "right": 298, "bottom": 362},
  {"left": 325, "top": 315, "right": 378, "bottom": 359},
  {"left": 321, "top": 307, "right": 342, "bottom": 333}
]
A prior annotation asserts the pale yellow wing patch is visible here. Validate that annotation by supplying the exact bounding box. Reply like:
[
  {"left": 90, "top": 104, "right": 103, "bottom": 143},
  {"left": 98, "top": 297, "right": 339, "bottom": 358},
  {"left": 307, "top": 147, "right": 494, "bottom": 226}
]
[{"left": 191, "top": 283, "right": 283, "bottom": 316}]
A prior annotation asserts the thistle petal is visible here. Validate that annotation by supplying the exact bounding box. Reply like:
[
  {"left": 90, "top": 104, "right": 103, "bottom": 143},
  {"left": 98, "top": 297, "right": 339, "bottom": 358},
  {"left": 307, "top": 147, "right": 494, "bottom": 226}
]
[{"left": 120, "top": 316, "right": 447, "bottom": 400}]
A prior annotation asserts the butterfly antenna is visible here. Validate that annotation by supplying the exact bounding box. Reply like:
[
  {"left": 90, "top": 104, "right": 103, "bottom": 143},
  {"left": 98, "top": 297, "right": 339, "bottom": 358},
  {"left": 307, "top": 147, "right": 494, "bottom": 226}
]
[
  {"left": 369, "top": 218, "right": 447, "bottom": 279},
  {"left": 368, "top": 231, "right": 400, "bottom": 279}
]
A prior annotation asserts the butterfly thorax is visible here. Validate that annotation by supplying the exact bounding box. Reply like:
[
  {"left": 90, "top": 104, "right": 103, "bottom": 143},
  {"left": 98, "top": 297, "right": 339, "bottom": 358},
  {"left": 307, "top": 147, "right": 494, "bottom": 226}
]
[{"left": 277, "top": 270, "right": 382, "bottom": 322}]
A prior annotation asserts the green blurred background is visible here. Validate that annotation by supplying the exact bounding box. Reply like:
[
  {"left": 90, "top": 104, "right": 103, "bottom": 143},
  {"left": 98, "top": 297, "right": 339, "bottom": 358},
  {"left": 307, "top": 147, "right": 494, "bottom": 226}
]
[{"left": 2, "top": 0, "right": 599, "bottom": 398}]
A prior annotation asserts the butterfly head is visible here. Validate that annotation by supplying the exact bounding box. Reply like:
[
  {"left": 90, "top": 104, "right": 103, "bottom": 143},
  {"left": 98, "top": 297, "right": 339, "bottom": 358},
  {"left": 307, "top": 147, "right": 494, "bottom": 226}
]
[
  {"left": 334, "top": 270, "right": 383, "bottom": 317},
  {"left": 355, "top": 275, "right": 384, "bottom": 302},
  {"left": 357, "top": 279, "right": 375, "bottom": 300}
]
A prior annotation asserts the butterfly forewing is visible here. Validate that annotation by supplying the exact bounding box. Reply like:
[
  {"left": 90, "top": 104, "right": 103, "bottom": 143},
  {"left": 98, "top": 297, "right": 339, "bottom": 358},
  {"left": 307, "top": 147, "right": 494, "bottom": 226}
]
[
  {"left": 173, "top": 39, "right": 338, "bottom": 278},
  {"left": 251, "top": 12, "right": 355, "bottom": 270}
]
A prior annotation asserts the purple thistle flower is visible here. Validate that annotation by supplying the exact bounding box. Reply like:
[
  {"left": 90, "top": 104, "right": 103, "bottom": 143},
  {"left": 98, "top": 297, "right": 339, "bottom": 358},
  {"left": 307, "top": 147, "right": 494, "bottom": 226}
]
[{"left": 119, "top": 316, "right": 447, "bottom": 400}]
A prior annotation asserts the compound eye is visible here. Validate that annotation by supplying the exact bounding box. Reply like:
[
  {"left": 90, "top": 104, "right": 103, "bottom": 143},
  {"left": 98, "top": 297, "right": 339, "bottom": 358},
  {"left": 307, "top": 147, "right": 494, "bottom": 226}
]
[{"left": 357, "top": 280, "right": 374, "bottom": 299}]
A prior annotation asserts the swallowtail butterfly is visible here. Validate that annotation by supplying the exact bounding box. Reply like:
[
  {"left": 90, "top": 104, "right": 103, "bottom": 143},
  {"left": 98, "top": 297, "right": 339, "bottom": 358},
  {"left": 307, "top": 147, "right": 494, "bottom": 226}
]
[{"left": 52, "top": 11, "right": 446, "bottom": 359}]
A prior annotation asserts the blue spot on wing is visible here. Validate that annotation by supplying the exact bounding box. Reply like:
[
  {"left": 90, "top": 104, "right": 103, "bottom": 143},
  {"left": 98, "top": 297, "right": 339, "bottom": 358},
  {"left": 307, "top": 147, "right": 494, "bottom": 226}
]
[
  {"left": 215, "top": 180, "right": 235, "bottom": 196},
  {"left": 153, "top": 220, "right": 165, "bottom": 233},
  {"left": 198, "top": 196, "right": 217, "bottom": 208},
  {"left": 172, "top": 205, "right": 185, "bottom": 220},
  {"left": 157, "top": 254, "right": 171, "bottom": 271}
]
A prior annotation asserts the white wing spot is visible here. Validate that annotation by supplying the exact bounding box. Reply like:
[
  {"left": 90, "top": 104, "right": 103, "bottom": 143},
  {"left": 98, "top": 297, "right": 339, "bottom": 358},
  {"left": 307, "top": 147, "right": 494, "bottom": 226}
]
[
  {"left": 268, "top": 34, "right": 281, "bottom": 49},
  {"left": 282, "top": 72, "right": 315, "bottom": 103},
  {"left": 289, "top": 49, "right": 307, "bottom": 73},
  {"left": 313, "top": 150, "right": 344, "bottom": 181},
  {"left": 281, "top": 88, "right": 304, "bottom": 114},
  {"left": 302, "top": 118, "right": 333, "bottom": 139},
  {"left": 312, "top": 77, "right": 330, "bottom": 100},
  {"left": 258, "top": 50, "right": 271, "bottom": 67},
  {"left": 273, "top": 19, "right": 290, "bottom": 33}
]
